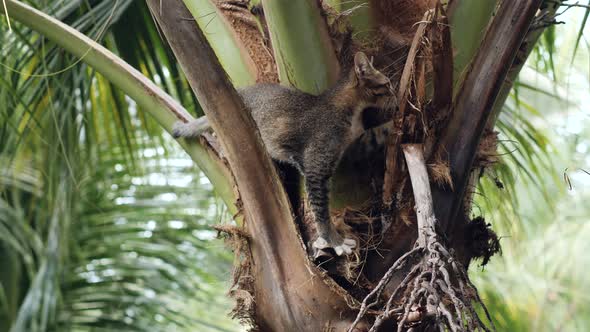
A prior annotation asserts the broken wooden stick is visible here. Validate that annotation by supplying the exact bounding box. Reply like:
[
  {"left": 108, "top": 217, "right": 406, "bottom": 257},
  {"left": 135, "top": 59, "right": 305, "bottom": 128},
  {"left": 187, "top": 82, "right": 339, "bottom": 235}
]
[{"left": 403, "top": 144, "right": 437, "bottom": 247}]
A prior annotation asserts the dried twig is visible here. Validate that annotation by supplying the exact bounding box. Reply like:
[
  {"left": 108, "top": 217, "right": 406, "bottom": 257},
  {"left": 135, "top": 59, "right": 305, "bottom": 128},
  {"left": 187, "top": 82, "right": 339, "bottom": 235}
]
[{"left": 381, "top": 9, "right": 433, "bottom": 234}]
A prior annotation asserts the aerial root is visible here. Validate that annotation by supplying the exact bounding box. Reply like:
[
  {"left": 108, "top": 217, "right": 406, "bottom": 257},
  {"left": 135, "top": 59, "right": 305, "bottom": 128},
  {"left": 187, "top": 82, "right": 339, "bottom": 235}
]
[
  {"left": 382, "top": 229, "right": 493, "bottom": 332},
  {"left": 349, "top": 229, "right": 495, "bottom": 332},
  {"left": 347, "top": 247, "right": 423, "bottom": 332},
  {"left": 350, "top": 144, "right": 496, "bottom": 332}
]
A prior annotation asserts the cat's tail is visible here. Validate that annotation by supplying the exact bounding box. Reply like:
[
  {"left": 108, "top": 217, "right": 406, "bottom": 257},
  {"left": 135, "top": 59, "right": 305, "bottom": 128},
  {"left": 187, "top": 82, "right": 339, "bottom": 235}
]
[{"left": 171, "top": 117, "right": 210, "bottom": 138}]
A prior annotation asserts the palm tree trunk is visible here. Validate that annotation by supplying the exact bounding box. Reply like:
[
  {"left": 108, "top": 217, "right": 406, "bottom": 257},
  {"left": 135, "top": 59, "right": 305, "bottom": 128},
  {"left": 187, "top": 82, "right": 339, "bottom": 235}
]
[{"left": 145, "top": 0, "right": 549, "bottom": 330}]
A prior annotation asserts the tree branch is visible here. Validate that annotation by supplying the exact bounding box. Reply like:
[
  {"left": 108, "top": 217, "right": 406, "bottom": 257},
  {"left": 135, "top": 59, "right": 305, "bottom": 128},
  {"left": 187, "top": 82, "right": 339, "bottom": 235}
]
[
  {"left": 262, "top": 0, "right": 340, "bottom": 93},
  {"left": 181, "top": 0, "right": 257, "bottom": 86},
  {"left": 487, "top": 0, "right": 563, "bottom": 127},
  {"left": 431, "top": 0, "right": 543, "bottom": 231}
]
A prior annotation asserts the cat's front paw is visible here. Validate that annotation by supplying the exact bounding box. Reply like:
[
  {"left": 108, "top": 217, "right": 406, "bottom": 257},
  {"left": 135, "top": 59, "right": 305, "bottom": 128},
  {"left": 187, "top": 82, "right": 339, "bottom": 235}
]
[{"left": 312, "top": 235, "right": 357, "bottom": 258}]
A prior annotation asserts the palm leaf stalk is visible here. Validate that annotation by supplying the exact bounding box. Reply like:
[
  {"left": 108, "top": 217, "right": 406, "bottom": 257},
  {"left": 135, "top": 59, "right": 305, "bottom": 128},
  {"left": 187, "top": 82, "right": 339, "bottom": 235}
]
[{"left": 0, "top": 0, "right": 236, "bottom": 212}]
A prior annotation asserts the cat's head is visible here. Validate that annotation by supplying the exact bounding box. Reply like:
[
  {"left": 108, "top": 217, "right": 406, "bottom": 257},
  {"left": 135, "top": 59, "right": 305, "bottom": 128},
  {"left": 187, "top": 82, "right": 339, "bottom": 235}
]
[{"left": 353, "top": 52, "right": 394, "bottom": 101}]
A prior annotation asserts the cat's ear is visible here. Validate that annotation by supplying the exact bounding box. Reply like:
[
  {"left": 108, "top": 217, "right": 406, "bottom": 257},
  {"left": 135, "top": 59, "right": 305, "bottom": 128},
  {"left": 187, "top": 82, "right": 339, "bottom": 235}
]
[
  {"left": 354, "top": 52, "right": 372, "bottom": 78},
  {"left": 354, "top": 52, "right": 394, "bottom": 96}
]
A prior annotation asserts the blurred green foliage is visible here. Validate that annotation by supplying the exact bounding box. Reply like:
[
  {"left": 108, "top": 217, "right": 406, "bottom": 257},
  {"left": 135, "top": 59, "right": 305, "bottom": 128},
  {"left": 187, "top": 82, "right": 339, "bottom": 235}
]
[{"left": 474, "top": 7, "right": 590, "bottom": 331}]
